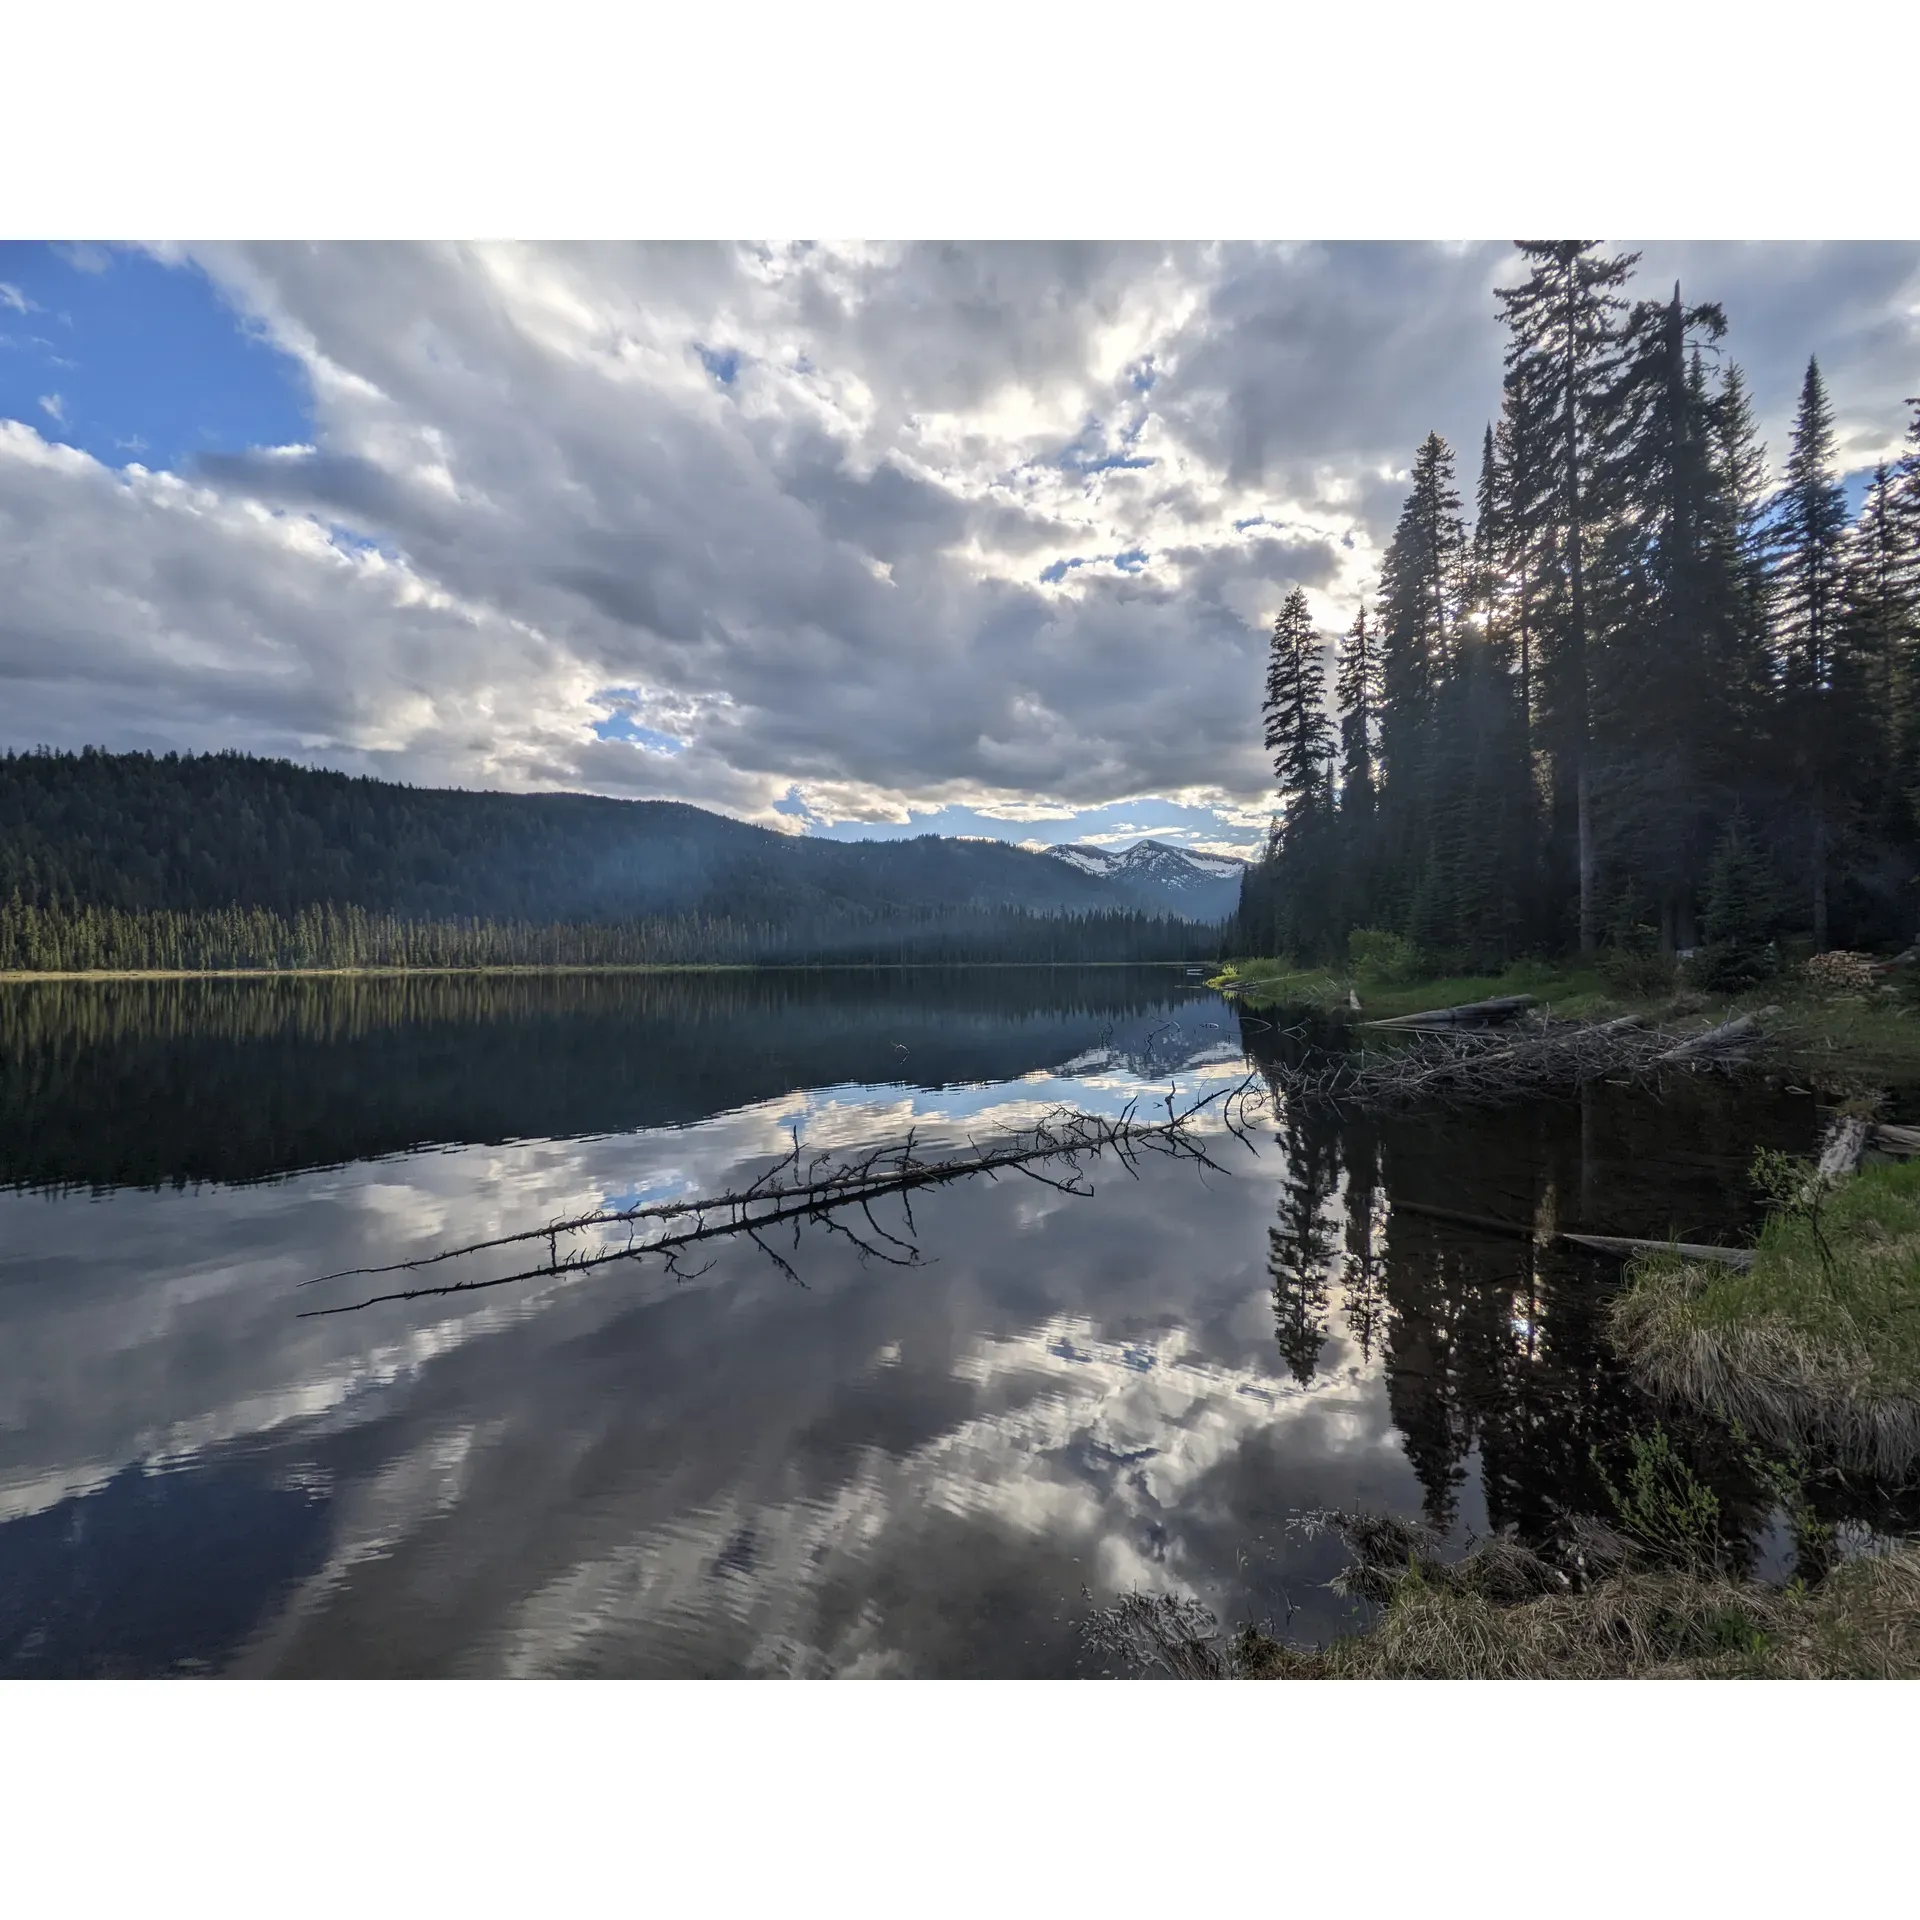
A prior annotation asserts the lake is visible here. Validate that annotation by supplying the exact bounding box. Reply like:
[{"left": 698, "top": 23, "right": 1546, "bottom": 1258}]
[{"left": 0, "top": 966, "right": 1869, "bottom": 1677}]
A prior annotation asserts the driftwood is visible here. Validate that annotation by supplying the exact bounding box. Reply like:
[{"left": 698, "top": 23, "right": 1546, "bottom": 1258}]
[
  {"left": 1816, "top": 1114, "right": 1872, "bottom": 1186},
  {"left": 1363, "top": 994, "right": 1535, "bottom": 1030},
  {"left": 299, "top": 1075, "right": 1273, "bottom": 1316},
  {"left": 1654, "top": 1013, "right": 1759, "bottom": 1063},
  {"left": 1265, "top": 1009, "right": 1762, "bottom": 1113}
]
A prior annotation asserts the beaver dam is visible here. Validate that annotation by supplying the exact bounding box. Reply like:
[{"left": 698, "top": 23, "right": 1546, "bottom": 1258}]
[{"left": 1249, "top": 993, "right": 1766, "bottom": 1111}]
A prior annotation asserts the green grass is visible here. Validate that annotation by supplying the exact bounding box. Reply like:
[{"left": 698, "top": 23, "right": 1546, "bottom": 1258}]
[
  {"left": 1213, "top": 956, "right": 1617, "bottom": 1021},
  {"left": 1614, "top": 1160, "right": 1920, "bottom": 1473}
]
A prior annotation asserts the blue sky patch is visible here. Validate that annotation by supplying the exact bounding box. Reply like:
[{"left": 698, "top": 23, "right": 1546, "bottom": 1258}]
[
  {"left": 1053, "top": 410, "right": 1154, "bottom": 476},
  {"left": 0, "top": 243, "right": 311, "bottom": 472},
  {"left": 696, "top": 344, "right": 741, "bottom": 387},
  {"left": 591, "top": 688, "right": 687, "bottom": 754}
]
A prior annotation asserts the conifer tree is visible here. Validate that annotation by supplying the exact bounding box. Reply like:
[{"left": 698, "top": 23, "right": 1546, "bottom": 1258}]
[
  {"left": 1334, "top": 606, "right": 1379, "bottom": 819},
  {"left": 1592, "top": 284, "right": 1732, "bottom": 948},
  {"left": 1773, "top": 356, "right": 1851, "bottom": 947},
  {"left": 1263, "top": 587, "right": 1333, "bottom": 823},
  {"left": 1257, "top": 587, "right": 1338, "bottom": 957},
  {"left": 1495, "top": 241, "right": 1639, "bottom": 953},
  {"left": 1841, "top": 464, "right": 1913, "bottom": 806}
]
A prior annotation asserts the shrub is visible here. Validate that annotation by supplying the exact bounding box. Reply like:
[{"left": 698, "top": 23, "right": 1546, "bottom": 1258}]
[
  {"left": 1598, "top": 946, "right": 1677, "bottom": 997},
  {"left": 1347, "top": 927, "right": 1420, "bottom": 985},
  {"left": 1687, "top": 941, "right": 1775, "bottom": 992}
]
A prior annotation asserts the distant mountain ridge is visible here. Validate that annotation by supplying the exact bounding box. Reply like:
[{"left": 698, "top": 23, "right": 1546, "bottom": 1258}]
[
  {"left": 0, "top": 748, "right": 1228, "bottom": 932},
  {"left": 1044, "top": 839, "right": 1246, "bottom": 923}
]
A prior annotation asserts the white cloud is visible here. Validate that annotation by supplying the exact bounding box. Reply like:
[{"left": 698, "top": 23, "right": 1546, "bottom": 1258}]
[
  {"left": 3, "top": 242, "right": 1918, "bottom": 845},
  {"left": 36, "top": 392, "right": 65, "bottom": 424}
]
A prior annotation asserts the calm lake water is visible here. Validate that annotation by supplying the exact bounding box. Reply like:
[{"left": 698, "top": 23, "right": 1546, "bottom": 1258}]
[{"left": 0, "top": 966, "right": 1875, "bottom": 1677}]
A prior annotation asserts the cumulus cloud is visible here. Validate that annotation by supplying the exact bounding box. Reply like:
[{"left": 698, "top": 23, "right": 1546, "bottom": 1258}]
[{"left": 3, "top": 241, "right": 1917, "bottom": 850}]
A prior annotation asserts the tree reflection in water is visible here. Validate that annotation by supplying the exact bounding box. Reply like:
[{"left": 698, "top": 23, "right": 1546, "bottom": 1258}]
[{"left": 1235, "top": 1004, "right": 1906, "bottom": 1556}]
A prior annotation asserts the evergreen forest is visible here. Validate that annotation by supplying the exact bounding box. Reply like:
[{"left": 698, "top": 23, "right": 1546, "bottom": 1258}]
[
  {"left": 1236, "top": 241, "right": 1920, "bottom": 985},
  {"left": 0, "top": 748, "right": 1214, "bottom": 970}
]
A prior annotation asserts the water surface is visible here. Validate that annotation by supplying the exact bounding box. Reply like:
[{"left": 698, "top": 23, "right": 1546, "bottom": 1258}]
[{"left": 0, "top": 968, "right": 1860, "bottom": 1676}]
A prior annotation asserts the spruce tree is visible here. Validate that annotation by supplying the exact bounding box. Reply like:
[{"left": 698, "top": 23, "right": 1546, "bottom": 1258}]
[
  {"left": 1258, "top": 588, "right": 1337, "bottom": 957},
  {"left": 1593, "top": 284, "right": 1732, "bottom": 949},
  {"left": 1495, "top": 241, "right": 1639, "bottom": 953},
  {"left": 1263, "top": 587, "right": 1334, "bottom": 822},
  {"left": 1772, "top": 356, "right": 1851, "bottom": 948},
  {"left": 1470, "top": 422, "right": 1508, "bottom": 661},
  {"left": 1374, "top": 432, "right": 1468, "bottom": 927},
  {"left": 1705, "top": 359, "right": 1779, "bottom": 781},
  {"left": 1334, "top": 606, "right": 1379, "bottom": 819},
  {"left": 1840, "top": 464, "right": 1913, "bottom": 807}
]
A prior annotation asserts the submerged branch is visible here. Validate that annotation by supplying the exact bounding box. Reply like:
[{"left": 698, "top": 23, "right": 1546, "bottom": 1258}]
[{"left": 300, "top": 1075, "right": 1273, "bottom": 1318}]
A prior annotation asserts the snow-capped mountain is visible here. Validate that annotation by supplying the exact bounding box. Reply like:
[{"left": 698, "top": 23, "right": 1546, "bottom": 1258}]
[{"left": 1044, "top": 839, "right": 1247, "bottom": 923}]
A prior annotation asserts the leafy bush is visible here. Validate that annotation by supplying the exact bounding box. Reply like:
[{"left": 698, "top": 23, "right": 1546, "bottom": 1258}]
[
  {"left": 1347, "top": 927, "right": 1420, "bottom": 985},
  {"left": 1597, "top": 1427, "right": 1724, "bottom": 1566}
]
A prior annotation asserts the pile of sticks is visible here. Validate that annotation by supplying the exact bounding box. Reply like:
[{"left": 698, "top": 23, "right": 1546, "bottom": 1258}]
[
  {"left": 1265, "top": 1011, "right": 1764, "bottom": 1113},
  {"left": 300, "top": 1075, "right": 1273, "bottom": 1316}
]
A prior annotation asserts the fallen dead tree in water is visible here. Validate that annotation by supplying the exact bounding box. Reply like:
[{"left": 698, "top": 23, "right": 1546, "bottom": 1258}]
[
  {"left": 1387, "top": 1197, "right": 1756, "bottom": 1267},
  {"left": 1361, "top": 993, "right": 1535, "bottom": 1029},
  {"left": 1262, "top": 1009, "right": 1765, "bottom": 1112},
  {"left": 299, "top": 1075, "right": 1272, "bottom": 1316}
]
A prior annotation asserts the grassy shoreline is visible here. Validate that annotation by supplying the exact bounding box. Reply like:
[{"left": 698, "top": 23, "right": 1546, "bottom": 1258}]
[{"left": 1615, "top": 1158, "right": 1920, "bottom": 1475}]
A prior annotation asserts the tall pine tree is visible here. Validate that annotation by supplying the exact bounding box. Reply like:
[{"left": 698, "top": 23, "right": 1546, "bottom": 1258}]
[
  {"left": 1495, "top": 241, "right": 1638, "bottom": 953},
  {"left": 1772, "top": 356, "right": 1851, "bottom": 948}
]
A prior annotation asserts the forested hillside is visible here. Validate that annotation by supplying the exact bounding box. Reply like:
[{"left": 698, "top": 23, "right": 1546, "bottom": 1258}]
[
  {"left": 1238, "top": 242, "right": 1920, "bottom": 982},
  {"left": 0, "top": 749, "right": 1223, "bottom": 970},
  {"left": 0, "top": 748, "right": 1142, "bottom": 921}
]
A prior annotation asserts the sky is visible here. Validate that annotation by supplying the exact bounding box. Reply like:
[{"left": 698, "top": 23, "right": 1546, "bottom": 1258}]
[{"left": 3, "top": 240, "right": 1918, "bottom": 860}]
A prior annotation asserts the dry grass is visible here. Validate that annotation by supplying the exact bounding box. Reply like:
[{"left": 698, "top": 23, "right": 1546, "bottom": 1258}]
[
  {"left": 1612, "top": 1160, "right": 1920, "bottom": 1474},
  {"left": 1087, "top": 1513, "right": 1920, "bottom": 1680},
  {"left": 1238, "top": 1547, "right": 1920, "bottom": 1679}
]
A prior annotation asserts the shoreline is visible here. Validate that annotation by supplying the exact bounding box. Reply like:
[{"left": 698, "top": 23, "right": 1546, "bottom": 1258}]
[
  {"left": 0, "top": 958, "right": 1215, "bottom": 984},
  {"left": 1213, "top": 957, "right": 1920, "bottom": 1081}
]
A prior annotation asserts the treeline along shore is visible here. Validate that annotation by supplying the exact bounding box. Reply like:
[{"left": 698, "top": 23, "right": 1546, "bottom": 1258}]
[
  {"left": 1238, "top": 241, "right": 1920, "bottom": 987},
  {"left": 0, "top": 896, "right": 1219, "bottom": 974}
]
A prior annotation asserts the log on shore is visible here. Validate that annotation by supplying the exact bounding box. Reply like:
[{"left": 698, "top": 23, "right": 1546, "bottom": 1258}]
[
  {"left": 1363, "top": 994, "right": 1535, "bottom": 1030},
  {"left": 1817, "top": 1114, "right": 1872, "bottom": 1186},
  {"left": 1655, "top": 1013, "right": 1759, "bottom": 1063}
]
